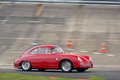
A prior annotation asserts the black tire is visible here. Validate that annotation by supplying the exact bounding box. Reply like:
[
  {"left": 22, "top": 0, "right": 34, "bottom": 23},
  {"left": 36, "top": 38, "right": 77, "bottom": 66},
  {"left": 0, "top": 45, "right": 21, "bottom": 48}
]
[
  {"left": 60, "top": 60, "right": 73, "bottom": 72},
  {"left": 21, "top": 61, "right": 32, "bottom": 71},
  {"left": 77, "top": 68, "right": 87, "bottom": 72},
  {"left": 38, "top": 69, "right": 45, "bottom": 71}
]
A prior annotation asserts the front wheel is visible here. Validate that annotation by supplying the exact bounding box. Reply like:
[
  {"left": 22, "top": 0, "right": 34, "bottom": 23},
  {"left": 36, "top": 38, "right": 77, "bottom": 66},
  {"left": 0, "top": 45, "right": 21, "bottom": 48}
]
[
  {"left": 61, "top": 60, "right": 73, "bottom": 72},
  {"left": 21, "top": 61, "right": 32, "bottom": 71}
]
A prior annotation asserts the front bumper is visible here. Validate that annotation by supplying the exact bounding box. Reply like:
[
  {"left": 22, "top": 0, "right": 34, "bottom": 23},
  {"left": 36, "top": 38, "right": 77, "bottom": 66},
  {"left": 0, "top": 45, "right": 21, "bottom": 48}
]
[{"left": 80, "top": 62, "right": 93, "bottom": 68}]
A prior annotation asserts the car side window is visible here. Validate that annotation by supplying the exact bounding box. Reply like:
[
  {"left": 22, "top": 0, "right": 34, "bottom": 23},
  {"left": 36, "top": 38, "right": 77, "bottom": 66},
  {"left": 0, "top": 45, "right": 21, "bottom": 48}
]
[
  {"left": 30, "top": 48, "right": 38, "bottom": 54},
  {"left": 37, "top": 48, "right": 50, "bottom": 54},
  {"left": 52, "top": 48, "right": 58, "bottom": 53},
  {"left": 51, "top": 47, "right": 64, "bottom": 54}
]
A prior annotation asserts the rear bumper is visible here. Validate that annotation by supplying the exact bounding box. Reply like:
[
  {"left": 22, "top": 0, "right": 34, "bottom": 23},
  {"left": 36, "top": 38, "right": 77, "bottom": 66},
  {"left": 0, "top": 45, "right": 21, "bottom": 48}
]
[
  {"left": 14, "top": 66, "right": 21, "bottom": 69},
  {"left": 14, "top": 64, "right": 21, "bottom": 69},
  {"left": 14, "top": 62, "right": 21, "bottom": 69}
]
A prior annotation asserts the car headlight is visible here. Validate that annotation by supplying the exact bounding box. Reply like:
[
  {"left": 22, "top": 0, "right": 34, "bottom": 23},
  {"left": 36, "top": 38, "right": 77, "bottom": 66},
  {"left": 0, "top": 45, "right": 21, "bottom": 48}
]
[
  {"left": 89, "top": 57, "right": 93, "bottom": 62},
  {"left": 78, "top": 57, "right": 82, "bottom": 62}
]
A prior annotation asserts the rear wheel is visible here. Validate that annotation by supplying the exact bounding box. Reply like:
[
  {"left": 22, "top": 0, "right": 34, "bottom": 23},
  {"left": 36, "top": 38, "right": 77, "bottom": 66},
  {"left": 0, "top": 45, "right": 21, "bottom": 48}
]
[
  {"left": 21, "top": 61, "right": 32, "bottom": 71},
  {"left": 38, "top": 69, "right": 45, "bottom": 71},
  {"left": 61, "top": 60, "right": 73, "bottom": 72}
]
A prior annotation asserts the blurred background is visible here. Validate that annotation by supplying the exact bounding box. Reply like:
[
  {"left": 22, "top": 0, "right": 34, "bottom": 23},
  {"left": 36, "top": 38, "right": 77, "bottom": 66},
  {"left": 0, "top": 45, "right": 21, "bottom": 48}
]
[{"left": 0, "top": 0, "right": 120, "bottom": 70}]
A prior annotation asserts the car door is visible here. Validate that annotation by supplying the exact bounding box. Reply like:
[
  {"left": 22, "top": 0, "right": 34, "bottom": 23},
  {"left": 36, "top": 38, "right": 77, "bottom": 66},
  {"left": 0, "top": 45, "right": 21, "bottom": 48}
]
[
  {"left": 36, "top": 47, "right": 58, "bottom": 68},
  {"left": 29, "top": 48, "right": 40, "bottom": 68},
  {"left": 36, "top": 47, "right": 48, "bottom": 68}
]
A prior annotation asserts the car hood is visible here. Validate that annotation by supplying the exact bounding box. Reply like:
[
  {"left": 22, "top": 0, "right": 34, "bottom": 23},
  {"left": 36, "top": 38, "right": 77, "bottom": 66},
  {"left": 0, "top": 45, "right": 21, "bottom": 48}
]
[
  {"left": 58, "top": 53, "right": 89, "bottom": 58},
  {"left": 57, "top": 53, "right": 90, "bottom": 61}
]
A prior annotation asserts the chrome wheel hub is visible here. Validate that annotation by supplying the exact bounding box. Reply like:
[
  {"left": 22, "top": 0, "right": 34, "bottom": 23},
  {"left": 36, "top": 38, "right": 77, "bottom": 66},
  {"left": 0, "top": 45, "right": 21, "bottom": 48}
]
[
  {"left": 22, "top": 62, "right": 30, "bottom": 70},
  {"left": 62, "top": 61, "right": 71, "bottom": 71}
]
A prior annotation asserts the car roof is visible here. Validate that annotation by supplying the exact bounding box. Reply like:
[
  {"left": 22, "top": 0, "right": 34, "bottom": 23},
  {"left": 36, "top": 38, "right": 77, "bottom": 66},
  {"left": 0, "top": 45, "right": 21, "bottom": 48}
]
[{"left": 33, "top": 45, "right": 58, "bottom": 48}]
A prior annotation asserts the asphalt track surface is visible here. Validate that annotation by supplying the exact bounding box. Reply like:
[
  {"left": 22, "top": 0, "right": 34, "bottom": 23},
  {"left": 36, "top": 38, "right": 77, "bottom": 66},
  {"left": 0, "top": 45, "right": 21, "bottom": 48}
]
[{"left": 0, "top": 68, "right": 120, "bottom": 80}]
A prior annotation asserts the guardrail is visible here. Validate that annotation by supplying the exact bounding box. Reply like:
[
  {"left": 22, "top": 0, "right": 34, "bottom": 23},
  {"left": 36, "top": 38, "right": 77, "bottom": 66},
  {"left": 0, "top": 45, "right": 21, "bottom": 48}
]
[{"left": 0, "top": 0, "right": 120, "bottom": 6}]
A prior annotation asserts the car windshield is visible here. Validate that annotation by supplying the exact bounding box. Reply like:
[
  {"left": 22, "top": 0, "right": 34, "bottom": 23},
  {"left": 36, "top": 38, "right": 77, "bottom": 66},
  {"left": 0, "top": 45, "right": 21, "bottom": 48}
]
[{"left": 51, "top": 47, "right": 64, "bottom": 53}]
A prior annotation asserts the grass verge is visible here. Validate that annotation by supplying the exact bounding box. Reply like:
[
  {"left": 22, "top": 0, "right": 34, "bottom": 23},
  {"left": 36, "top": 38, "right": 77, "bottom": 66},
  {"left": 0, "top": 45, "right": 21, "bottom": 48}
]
[{"left": 0, "top": 72, "right": 105, "bottom": 80}]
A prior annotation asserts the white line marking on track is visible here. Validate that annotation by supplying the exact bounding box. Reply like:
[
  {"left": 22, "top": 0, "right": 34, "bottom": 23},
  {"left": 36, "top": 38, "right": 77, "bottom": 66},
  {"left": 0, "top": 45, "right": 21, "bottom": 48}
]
[
  {"left": 30, "top": 43, "right": 38, "bottom": 45},
  {"left": 80, "top": 50, "right": 88, "bottom": 53},
  {"left": 93, "top": 52, "right": 101, "bottom": 54},
  {"left": 94, "top": 65, "right": 120, "bottom": 67},
  {"left": 106, "top": 54, "right": 115, "bottom": 57},
  {"left": 66, "top": 49, "right": 74, "bottom": 50}
]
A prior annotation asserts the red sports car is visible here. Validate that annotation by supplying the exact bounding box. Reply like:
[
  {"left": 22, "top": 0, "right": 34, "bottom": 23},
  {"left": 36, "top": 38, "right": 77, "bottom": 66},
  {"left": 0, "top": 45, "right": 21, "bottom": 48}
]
[{"left": 14, "top": 45, "right": 93, "bottom": 72}]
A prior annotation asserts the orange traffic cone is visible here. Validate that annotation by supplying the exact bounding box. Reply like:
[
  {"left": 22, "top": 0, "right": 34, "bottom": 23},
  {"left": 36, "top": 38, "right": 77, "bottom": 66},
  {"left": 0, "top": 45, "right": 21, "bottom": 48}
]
[
  {"left": 66, "top": 40, "right": 73, "bottom": 50},
  {"left": 100, "top": 41, "right": 107, "bottom": 53}
]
